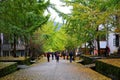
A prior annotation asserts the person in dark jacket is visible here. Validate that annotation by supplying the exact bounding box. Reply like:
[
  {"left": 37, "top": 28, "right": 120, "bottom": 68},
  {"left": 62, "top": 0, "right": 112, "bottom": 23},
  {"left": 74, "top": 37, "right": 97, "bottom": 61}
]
[
  {"left": 69, "top": 51, "right": 73, "bottom": 63},
  {"left": 47, "top": 52, "right": 50, "bottom": 62},
  {"left": 55, "top": 51, "right": 60, "bottom": 62},
  {"left": 51, "top": 52, "right": 54, "bottom": 60},
  {"left": 105, "top": 46, "right": 110, "bottom": 57},
  {"left": 62, "top": 51, "right": 66, "bottom": 60},
  {"left": 117, "top": 46, "right": 120, "bottom": 56}
]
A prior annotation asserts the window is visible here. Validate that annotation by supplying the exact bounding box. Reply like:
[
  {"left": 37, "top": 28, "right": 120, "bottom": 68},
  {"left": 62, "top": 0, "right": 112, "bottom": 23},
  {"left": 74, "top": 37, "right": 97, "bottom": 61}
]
[
  {"left": 115, "top": 34, "right": 119, "bottom": 47},
  {"left": 113, "top": 39, "right": 115, "bottom": 46}
]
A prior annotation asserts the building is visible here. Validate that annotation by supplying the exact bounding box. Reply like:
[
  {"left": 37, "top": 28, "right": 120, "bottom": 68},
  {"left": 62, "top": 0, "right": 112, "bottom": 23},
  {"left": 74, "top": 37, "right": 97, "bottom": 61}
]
[
  {"left": 0, "top": 33, "right": 25, "bottom": 57},
  {"left": 108, "top": 32, "right": 119, "bottom": 54},
  {"left": 94, "top": 32, "right": 120, "bottom": 55}
]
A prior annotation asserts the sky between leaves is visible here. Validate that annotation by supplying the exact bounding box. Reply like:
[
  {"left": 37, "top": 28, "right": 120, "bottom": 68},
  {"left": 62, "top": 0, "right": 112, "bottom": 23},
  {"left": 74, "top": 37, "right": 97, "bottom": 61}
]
[{"left": 44, "top": 0, "right": 72, "bottom": 23}]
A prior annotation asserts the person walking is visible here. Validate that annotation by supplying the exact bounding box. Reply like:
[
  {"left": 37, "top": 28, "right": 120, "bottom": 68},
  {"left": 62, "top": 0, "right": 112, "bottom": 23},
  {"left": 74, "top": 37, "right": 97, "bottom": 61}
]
[
  {"left": 69, "top": 51, "right": 73, "bottom": 63},
  {"left": 46, "top": 52, "right": 50, "bottom": 62},
  {"left": 62, "top": 51, "right": 66, "bottom": 60},
  {"left": 66, "top": 52, "right": 69, "bottom": 60},
  {"left": 51, "top": 52, "right": 54, "bottom": 60},
  {"left": 117, "top": 46, "right": 120, "bottom": 56},
  {"left": 105, "top": 46, "right": 110, "bottom": 57},
  {"left": 56, "top": 52, "right": 60, "bottom": 62}
]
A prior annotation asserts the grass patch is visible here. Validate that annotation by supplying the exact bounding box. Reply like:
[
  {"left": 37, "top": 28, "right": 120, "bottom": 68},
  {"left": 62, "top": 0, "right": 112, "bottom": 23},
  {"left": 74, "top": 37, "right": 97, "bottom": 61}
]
[{"left": 80, "top": 55, "right": 95, "bottom": 65}]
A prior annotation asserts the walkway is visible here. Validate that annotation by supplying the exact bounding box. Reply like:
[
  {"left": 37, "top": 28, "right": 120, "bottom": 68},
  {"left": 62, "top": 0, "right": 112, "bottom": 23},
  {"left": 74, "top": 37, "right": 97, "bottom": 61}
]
[{"left": 0, "top": 57, "right": 111, "bottom": 80}]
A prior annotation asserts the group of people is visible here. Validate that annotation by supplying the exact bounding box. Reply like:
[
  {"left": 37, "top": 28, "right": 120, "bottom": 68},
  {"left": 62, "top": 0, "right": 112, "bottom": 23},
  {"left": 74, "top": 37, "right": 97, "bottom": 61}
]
[
  {"left": 46, "top": 51, "right": 60, "bottom": 62},
  {"left": 61, "top": 51, "right": 74, "bottom": 63},
  {"left": 46, "top": 51, "right": 74, "bottom": 63},
  {"left": 45, "top": 46, "right": 120, "bottom": 62}
]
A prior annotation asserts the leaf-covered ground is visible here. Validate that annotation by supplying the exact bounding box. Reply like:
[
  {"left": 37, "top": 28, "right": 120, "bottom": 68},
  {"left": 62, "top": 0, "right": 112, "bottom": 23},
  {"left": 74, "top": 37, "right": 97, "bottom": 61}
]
[{"left": 0, "top": 57, "right": 111, "bottom": 80}]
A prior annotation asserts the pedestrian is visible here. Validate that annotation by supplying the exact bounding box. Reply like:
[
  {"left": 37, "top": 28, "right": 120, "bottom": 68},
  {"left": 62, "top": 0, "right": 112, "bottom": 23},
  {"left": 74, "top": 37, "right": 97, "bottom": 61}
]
[
  {"left": 62, "top": 51, "right": 66, "bottom": 60},
  {"left": 94, "top": 49, "right": 98, "bottom": 55},
  {"left": 105, "top": 46, "right": 110, "bottom": 57},
  {"left": 56, "top": 52, "right": 59, "bottom": 62},
  {"left": 69, "top": 51, "right": 73, "bottom": 63},
  {"left": 46, "top": 52, "right": 50, "bottom": 62},
  {"left": 51, "top": 52, "right": 54, "bottom": 60},
  {"left": 117, "top": 46, "right": 120, "bottom": 56},
  {"left": 66, "top": 52, "right": 69, "bottom": 60}
]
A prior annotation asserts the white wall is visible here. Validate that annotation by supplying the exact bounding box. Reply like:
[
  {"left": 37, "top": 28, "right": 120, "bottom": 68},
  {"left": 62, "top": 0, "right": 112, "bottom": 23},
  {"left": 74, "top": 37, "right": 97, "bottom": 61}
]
[
  {"left": 93, "top": 32, "right": 118, "bottom": 54},
  {"left": 80, "top": 32, "right": 119, "bottom": 54},
  {"left": 108, "top": 33, "right": 118, "bottom": 54}
]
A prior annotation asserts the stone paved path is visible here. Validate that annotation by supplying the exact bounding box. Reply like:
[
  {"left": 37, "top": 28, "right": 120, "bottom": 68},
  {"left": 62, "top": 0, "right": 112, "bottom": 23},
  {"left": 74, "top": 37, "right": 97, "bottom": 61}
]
[{"left": 0, "top": 57, "right": 111, "bottom": 80}]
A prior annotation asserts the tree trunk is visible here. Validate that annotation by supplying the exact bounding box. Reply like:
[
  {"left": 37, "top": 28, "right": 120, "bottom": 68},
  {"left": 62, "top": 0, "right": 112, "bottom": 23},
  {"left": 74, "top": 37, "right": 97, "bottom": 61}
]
[
  {"left": 0, "top": 37, "right": 1, "bottom": 57},
  {"left": 85, "top": 43, "right": 87, "bottom": 54},
  {"left": 25, "top": 40, "right": 29, "bottom": 58},
  {"left": 25, "top": 43, "right": 28, "bottom": 58},
  {"left": 13, "top": 34, "right": 16, "bottom": 57},
  {"left": 97, "top": 36, "right": 100, "bottom": 55},
  {"left": 96, "top": 28, "right": 100, "bottom": 56}
]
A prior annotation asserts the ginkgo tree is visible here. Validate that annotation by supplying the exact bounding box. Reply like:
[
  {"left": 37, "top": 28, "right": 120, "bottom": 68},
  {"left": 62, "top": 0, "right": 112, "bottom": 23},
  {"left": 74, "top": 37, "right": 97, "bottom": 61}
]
[
  {"left": 32, "top": 20, "right": 80, "bottom": 55},
  {"left": 32, "top": 21, "right": 68, "bottom": 54},
  {"left": 54, "top": 0, "right": 120, "bottom": 55},
  {"left": 0, "top": 0, "right": 50, "bottom": 57}
]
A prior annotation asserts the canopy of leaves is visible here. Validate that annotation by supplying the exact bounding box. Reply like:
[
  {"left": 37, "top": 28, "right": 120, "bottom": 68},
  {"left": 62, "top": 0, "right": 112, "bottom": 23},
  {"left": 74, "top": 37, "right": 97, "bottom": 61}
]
[
  {"left": 33, "top": 21, "right": 68, "bottom": 52},
  {"left": 53, "top": 0, "right": 120, "bottom": 49},
  {"left": 0, "top": 0, "right": 50, "bottom": 42}
]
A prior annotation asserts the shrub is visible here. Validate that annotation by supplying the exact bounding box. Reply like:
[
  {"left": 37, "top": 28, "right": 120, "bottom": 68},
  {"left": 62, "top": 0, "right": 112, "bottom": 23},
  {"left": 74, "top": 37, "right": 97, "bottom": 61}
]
[
  {"left": 0, "top": 62, "right": 17, "bottom": 78},
  {"left": 96, "top": 60, "right": 120, "bottom": 80},
  {"left": 81, "top": 55, "right": 94, "bottom": 65}
]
